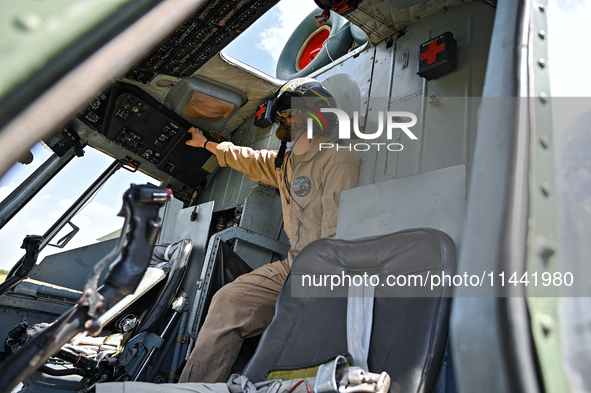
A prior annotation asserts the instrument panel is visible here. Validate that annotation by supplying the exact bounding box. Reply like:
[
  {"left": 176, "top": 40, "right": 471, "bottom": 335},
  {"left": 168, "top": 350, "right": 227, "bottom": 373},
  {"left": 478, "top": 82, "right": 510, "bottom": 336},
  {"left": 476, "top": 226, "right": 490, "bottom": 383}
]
[{"left": 98, "top": 83, "right": 216, "bottom": 200}]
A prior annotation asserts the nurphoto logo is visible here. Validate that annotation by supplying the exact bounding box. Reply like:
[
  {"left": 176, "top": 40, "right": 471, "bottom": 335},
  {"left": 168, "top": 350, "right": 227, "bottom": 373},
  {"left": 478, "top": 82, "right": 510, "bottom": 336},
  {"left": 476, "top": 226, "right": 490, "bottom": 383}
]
[{"left": 312, "top": 108, "right": 419, "bottom": 152}]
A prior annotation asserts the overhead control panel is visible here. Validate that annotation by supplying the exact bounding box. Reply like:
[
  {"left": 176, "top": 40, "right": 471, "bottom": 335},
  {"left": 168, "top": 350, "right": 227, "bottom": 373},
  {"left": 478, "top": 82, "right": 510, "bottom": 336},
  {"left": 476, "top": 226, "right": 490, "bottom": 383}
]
[
  {"left": 101, "top": 84, "right": 215, "bottom": 195},
  {"left": 125, "top": 0, "right": 280, "bottom": 83}
]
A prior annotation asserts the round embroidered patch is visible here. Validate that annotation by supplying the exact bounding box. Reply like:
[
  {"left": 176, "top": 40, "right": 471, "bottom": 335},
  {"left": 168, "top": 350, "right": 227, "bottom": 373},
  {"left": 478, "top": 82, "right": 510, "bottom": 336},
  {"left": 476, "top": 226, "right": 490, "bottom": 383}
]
[{"left": 293, "top": 176, "right": 312, "bottom": 197}]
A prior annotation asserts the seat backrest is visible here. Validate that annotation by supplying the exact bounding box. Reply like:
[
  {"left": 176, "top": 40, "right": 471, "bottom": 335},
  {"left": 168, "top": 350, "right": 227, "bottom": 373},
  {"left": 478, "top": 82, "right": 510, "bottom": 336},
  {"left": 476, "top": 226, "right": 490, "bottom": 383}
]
[
  {"left": 242, "top": 228, "right": 456, "bottom": 393},
  {"left": 136, "top": 239, "right": 193, "bottom": 332}
]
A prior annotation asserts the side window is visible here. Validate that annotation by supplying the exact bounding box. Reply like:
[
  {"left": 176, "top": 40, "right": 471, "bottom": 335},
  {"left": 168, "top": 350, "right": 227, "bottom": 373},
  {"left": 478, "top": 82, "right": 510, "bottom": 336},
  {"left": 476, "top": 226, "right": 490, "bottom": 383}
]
[{"left": 0, "top": 146, "right": 155, "bottom": 272}]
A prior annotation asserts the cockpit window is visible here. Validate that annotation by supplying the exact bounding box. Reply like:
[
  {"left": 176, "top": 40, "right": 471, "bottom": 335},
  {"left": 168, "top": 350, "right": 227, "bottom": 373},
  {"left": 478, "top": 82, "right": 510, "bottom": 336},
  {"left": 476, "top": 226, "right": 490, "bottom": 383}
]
[
  {"left": 222, "top": 0, "right": 319, "bottom": 77},
  {"left": 0, "top": 146, "right": 154, "bottom": 272}
]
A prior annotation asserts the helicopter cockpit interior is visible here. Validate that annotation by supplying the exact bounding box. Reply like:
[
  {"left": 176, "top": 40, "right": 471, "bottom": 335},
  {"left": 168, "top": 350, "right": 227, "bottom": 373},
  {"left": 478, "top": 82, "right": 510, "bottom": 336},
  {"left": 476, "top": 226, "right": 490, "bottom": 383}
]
[{"left": 2, "top": 0, "right": 588, "bottom": 392}]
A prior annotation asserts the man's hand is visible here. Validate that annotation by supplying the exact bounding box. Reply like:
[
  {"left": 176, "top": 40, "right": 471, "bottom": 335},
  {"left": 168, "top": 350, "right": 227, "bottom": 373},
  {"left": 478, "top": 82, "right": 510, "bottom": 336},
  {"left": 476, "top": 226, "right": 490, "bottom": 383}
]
[{"left": 186, "top": 127, "right": 207, "bottom": 148}]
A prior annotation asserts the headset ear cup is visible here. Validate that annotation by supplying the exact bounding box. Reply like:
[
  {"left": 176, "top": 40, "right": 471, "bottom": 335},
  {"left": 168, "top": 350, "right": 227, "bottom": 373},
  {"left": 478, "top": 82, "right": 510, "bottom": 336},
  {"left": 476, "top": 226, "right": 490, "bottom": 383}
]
[
  {"left": 304, "top": 112, "right": 329, "bottom": 136},
  {"left": 315, "top": 117, "right": 326, "bottom": 135},
  {"left": 322, "top": 111, "right": 338, "bottom": 136},
  {"left": 328, "top": 112, "right": 338, "bottom": 131},
  {"left": 312, "top": 101, "right": 335, "bottom": 136}
]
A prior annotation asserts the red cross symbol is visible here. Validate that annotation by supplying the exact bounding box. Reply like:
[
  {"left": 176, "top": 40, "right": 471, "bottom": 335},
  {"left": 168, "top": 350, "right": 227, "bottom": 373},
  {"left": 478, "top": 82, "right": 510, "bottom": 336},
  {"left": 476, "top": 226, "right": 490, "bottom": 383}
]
[
  {"left": 256, "top": 104, "right": 266, "bottom": 119},
  {"left": 420, "top": 40, "right": 445, "bottom": 65}
]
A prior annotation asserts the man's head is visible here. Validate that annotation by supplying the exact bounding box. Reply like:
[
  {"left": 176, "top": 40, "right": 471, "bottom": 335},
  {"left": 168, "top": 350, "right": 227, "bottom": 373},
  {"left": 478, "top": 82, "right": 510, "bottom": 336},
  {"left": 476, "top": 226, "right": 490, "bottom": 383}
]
[{"left": 271, "top": 78, "right": 335, "bottom": 143}]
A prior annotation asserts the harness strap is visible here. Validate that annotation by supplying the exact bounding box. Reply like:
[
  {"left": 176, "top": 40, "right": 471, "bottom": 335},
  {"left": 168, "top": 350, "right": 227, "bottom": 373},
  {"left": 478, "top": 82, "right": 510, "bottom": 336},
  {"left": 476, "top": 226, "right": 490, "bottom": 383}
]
[{"left": 346, "top": 281, "right": 375, "bottom": 371}]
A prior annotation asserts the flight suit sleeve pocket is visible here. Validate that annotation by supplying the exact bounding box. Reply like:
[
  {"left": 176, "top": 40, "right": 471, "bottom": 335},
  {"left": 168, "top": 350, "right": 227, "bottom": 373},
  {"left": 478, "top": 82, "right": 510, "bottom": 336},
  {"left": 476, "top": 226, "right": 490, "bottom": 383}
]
[{"left": 321, "top": 192, "right": 339, "bottom": 238}]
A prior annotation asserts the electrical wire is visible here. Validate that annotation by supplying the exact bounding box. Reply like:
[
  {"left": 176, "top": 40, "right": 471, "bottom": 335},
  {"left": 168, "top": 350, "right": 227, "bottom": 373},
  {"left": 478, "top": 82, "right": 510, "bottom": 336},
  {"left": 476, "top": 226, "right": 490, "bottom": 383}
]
[{"left": 289, "top": 379, "right": 312, "bottom": 393}]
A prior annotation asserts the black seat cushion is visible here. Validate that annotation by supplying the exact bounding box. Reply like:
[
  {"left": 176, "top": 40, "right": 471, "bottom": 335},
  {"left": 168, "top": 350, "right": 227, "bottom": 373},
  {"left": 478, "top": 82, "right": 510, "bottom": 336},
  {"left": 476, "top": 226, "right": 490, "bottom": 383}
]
[{"left": 242, "top": 228, "right": 456, "bottom": 393}]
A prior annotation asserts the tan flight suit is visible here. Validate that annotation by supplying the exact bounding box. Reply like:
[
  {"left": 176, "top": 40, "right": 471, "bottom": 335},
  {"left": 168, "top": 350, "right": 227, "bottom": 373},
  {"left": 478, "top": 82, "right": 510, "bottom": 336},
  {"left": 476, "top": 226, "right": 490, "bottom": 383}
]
[{"left": 179, "top": 137, "right": 360, "bottom": 383}]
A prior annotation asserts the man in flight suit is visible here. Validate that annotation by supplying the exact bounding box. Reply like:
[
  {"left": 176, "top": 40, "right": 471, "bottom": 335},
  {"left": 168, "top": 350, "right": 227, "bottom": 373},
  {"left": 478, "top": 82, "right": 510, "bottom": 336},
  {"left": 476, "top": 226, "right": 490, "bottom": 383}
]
[{"left": 179, "top": 78, "right": 360, "bottom": 383}]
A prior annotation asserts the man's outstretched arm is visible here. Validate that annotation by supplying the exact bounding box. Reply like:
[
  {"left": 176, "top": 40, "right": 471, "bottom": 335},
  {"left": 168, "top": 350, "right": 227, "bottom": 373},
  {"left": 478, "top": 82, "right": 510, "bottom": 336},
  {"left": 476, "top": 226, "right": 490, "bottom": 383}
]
[{"left": 187, "top": 127, "right": 281, "bottom": 189}]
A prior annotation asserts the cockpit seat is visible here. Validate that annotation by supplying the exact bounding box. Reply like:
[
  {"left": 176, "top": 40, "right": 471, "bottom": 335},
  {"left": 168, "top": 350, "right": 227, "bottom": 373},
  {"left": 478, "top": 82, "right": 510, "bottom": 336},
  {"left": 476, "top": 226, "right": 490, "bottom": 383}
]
[
  {"left": 18, "top": 239, "right": 193, "bottom": 389},
  {"left": 241, "top": 228, "right": 456, "bottom": 393}
]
